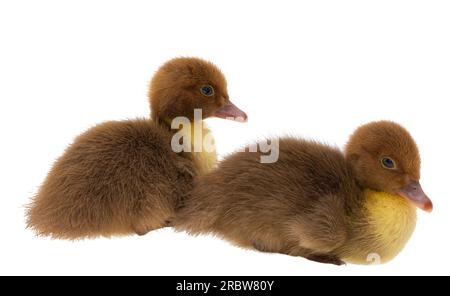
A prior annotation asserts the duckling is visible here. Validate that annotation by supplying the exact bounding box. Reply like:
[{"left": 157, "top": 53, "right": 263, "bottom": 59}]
[
  {"left": 174, "top": 121, "right": 432, "bottom": 265},
  {"left": 26, "top": 57, "right": 247, "bottom": 239}
]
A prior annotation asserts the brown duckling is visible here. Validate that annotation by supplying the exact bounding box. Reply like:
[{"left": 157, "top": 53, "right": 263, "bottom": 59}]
[
  {"left": 26, "top": 57, "right": 247, "bottom": 239},
  {"left": 174, "top": 121, "right": 432, "bottom": 265}
]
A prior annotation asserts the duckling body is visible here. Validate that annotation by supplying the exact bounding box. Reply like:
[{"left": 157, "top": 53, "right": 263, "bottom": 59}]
[
  {"left": 174, "top": 122, "right": 431, "bottom": 265},
  {"left": 175, "top": 138, "right": 359, "bottom": 264},
  {"left": 26, "top": 57, "right": 247, "bottom": 239},
  {"left": 28, "top": 119, "right": 196, "bottom": 238}
]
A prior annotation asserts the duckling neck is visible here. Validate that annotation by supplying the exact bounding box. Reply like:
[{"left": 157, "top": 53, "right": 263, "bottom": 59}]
[
  {"left": 162, "top": 118, "right": 217, "bottom": 174},
  {"left": 342, "top": 189, "right": 417, "bottom": 264}
]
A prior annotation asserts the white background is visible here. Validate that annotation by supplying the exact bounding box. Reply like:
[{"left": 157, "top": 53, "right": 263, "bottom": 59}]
[{"left": 1, "top": 0, "right": 449, "bottom": 276}]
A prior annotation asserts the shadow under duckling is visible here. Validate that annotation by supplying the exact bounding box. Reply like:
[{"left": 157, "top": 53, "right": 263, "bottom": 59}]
[
  {"left": 174, "top": 121, "right": 432, "bottom": 265},
  {"left": 26, "top": 57, "right": 247, "bottom": 240}
]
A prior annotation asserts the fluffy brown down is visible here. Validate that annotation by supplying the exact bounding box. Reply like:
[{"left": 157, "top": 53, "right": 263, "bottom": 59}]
[
  {"left": 27, "top": 57, "right": 235, "bottom": 239},
  {"left": 174, "top": 121, "right": 423, "bottom": 265}
]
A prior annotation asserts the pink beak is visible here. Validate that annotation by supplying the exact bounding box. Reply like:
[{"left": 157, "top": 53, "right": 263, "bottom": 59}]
[
  {"left": 214, "top": 100, "right": 248, "bottom": 122},
  {"left": 398, "top": 181, "right": 433, "bottom": 212}
]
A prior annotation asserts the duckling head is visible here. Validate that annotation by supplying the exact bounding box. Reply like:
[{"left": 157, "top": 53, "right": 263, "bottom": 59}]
[
  {"left": 149, "top": 57, "right": 247, "bottom": 124},
  {"left": 345, "top": 121, "right": 432, "bottom": 212}
]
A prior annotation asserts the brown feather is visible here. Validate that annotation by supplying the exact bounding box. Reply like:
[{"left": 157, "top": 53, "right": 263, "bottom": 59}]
[
  {"left": 174, "top": 121, "right": 424, "bottom": 265},
  {"left": 26, "top": 57, "right": 235, "bottom": 239}
]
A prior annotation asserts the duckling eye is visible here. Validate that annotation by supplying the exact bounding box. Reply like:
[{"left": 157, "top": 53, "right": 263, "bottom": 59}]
[
  {"left": 381, "top": 157, "right": 396, "bottom": 169},
  {"left": 200, "top": 85, "right": 214, "bottom": 97}
]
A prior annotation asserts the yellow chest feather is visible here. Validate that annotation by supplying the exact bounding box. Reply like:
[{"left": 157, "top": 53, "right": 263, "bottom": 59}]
[
  {"left": 180, "top": 122, "right": 218, "bottom": 175},
  {"left": 345, "top": 189, "right": 417, "bottom": 264}
]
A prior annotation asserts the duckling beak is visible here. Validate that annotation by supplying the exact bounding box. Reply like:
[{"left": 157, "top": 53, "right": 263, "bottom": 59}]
[
  {"left": 398, "top": 181, "right": 433, "bottom": 212},
  {"left": 214, "top": 100, "right": 248, "bottom": 122}
]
